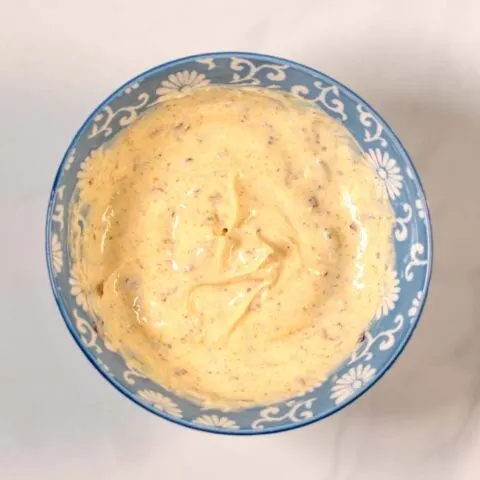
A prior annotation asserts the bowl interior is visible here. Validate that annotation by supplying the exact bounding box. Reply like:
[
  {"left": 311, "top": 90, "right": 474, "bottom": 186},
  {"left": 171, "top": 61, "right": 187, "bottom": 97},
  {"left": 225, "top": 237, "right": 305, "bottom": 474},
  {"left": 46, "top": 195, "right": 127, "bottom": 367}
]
[{"left": 46, "top": 52, "right": 432, "bottom": 434}]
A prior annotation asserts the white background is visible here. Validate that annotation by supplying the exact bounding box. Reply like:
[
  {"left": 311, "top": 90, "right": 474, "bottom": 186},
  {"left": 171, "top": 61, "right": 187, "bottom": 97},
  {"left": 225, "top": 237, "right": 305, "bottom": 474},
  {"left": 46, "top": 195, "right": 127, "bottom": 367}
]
[{"left": 1, "top": 1, "right": 480, "bottom": 479}]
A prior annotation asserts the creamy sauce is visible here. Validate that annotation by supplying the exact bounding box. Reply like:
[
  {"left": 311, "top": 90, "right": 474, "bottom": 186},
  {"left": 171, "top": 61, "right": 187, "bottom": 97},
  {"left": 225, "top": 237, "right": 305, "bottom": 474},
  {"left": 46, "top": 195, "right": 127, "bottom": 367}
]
[{"left": 70, "top": 87, "right": 394, "bottom": 409}]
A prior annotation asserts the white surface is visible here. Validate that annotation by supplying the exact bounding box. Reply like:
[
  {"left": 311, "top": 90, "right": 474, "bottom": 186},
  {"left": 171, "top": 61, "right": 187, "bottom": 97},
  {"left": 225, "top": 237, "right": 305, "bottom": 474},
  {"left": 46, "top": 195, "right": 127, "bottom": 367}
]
[{"left": 1, "top": 0, "right": 479, "bottom": 478}]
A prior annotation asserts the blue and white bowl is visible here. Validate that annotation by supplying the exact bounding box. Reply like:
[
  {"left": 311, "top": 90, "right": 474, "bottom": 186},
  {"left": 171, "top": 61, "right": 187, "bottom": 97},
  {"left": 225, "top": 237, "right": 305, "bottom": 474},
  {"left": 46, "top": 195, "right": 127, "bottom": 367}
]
[{"left": 46, "top": 52, "right": 433, "bottom": 434}]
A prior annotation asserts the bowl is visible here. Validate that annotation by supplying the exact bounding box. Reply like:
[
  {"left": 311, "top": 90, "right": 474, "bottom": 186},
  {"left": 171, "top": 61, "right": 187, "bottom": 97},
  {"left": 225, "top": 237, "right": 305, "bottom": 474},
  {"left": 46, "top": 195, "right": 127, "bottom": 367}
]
[{"left": 46, "top": 52, "right": 433, "bottom": 434}]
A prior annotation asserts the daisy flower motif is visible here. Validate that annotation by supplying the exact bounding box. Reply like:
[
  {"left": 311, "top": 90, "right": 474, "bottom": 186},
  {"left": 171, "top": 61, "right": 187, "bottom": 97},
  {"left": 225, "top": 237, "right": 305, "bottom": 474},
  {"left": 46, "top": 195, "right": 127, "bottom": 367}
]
[
  {"left": 76, "top": 149, "right": 104, "bottom": 191},
  {"left": 69, "top": 263, "right": 89, "bottom": 312},
  {"left": 376, "top": 268, "right": 400, "bottom": 319},
  {"left": 156, "top": 70, "right": 210, "bottom": 96},
  {"left": 364, "top": 148, "right": 403, "bottom": 200},
  {"left": 194, "top": 414, "right": 239, "bottom": 429},
  {"left": 76, "top": 158, "right": 95, "bottom": 191},
  {"left": 330, "top": 364, "right": 376, "bottom": 405},
  {"left": 138, "top": 390, "right": 183, "bottom": 418},
  {"left": 51, "top": 233, "right": 63, "bottom": 275}
]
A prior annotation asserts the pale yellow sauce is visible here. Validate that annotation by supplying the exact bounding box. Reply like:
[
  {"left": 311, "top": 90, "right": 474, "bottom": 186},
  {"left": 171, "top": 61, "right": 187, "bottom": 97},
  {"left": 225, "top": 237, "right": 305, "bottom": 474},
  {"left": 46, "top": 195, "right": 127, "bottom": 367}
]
[{"left": 70, "top": 87, "right": 394, "bottom": 410}]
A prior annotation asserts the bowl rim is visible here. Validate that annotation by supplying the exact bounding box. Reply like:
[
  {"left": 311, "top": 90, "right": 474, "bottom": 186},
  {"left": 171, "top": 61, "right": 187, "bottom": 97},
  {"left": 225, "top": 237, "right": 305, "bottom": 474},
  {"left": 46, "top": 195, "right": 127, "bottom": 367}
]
[{"left": 45, "top": 51, "right": 433, "bottom": 435}]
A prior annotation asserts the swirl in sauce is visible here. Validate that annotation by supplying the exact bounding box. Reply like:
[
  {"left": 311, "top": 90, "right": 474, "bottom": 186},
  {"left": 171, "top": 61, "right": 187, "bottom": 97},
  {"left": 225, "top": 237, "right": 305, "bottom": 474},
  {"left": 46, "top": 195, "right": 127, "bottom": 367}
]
[{"left": 70, "top": 87, "right": 394, "bottom": 409}]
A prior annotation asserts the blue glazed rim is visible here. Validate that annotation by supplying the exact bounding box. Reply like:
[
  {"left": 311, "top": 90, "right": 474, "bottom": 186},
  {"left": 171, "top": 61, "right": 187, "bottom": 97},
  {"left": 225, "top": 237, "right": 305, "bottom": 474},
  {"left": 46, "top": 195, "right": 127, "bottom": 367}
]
[{"left": 45, "top": 51, "right": 433, "bottom": 435}]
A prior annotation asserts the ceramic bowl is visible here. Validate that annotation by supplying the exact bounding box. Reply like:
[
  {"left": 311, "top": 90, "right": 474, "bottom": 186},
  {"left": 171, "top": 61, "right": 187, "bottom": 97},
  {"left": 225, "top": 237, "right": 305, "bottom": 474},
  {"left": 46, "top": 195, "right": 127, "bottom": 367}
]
[{"left": 46, "top": 52, "right": 432, "bottom": 434}]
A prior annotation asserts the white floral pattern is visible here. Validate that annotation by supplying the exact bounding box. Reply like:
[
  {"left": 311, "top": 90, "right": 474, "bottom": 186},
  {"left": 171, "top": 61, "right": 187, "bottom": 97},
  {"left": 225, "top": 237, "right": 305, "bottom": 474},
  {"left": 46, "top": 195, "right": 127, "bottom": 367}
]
[
  {"left": 123, "top": 367, "right": 146, "bottom": 385},
  {"left": 124, "top": 82, "right": 140, "bottom": 94},
  {"left": 76, "top": 155, "right": 96, "bottom": 191},
  {"left": 51, "top": 233, "right": 63, "bottom": 274},
  {"left": 230, "top": 57, "right": 288, "bottom": 86},
  {"left": 376, "top": 269, "right": 400, "bottom": 319},
  {"left": 138, "top": 390, "right": 183, "bottom": 418},
  {"left": 394, "top": 203, "right": 413, "bottom": 242},
  {"left": 415, "top": 198, "right": 426, "bottom": 220},
  {"left": 252, "top": 398, "right": 316, "bottom": 429},
  {"left": 156, "top": 70, "right": 210, "bottom": 96},
  {"left": 330, "top": 364, "right": 377, "bottom": 405},
  {"left": 88, "top": 94, "right": 150, "bottom": 139},
  {"left": 356, "top": 104, "right": 388, "bottom": 146},
  {"left": 64, "top": 149, "right": 76, "bottom": 171},
  {"left": 73, "top": 309, "right": 102, "bottom": 354},
  {"left": 69, "top": 263, "right": 89, "bottom": 311},
  {"left": 196, "top": 57, "right": 216, "bottom": 70},
  {"left": 194, "top": 414, "right": 239, "bottom": 429},
  {"left": 51, "top": 185, "right": 65, "bottom": 232},
  {"left": 364, "top": 148, "right": 403, "bottom": 199},
  {"left": 405, "top": 243, "right": 428, "bottom": 281},
  {"left": 291, "top": 82, "right": 347, "bottom": 121},
  {"left": 408, "top": 290, "right": 423, "bottom": 319},
  {"left": 97, "top": 358, "right": 111, "bottom": 373},
  {"left": 349, "top": 315, "right": 404, "bottom": 365}
]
